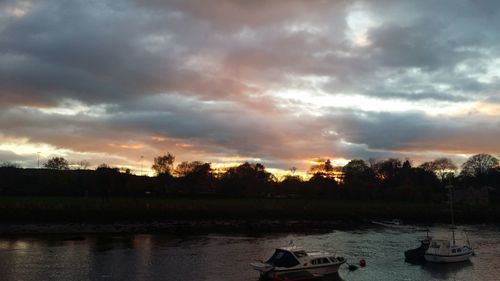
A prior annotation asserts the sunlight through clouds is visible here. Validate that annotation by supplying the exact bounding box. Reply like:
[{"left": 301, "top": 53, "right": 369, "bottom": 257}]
[
  {"left": 0, "top": 136, "right": 55, "bottom": 157},
  {"left": 5, "top": 0, "right": 32, "bottom": 18},
  {"left": 346, "top": 4, "right": 379, "bottom": 47},
  {"left": 35, "top": 100, "right": 107, "bottom": 117},
  {"left": 269, "top": 87, "right": 475, "bottom": 116},
  {"left": 1, "top": 0, "right": 499, "bottom": 173}
]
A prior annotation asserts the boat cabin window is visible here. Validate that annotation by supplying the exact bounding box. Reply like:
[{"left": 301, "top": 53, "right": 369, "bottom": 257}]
[
  {"left": 266, "top": 250, "right": 300, "bottom": 268},
  {"left": 452, "top": 249, "right": 456, "bottom": 253},
  {"left": 311, "top": 258, "right": 330, "bottom": 265},
  {"left": 457, "top": 248, "right": 462, "bottom": 253},
  {"left": 293, "top": 251, "right": 307, "bottom": 258}
]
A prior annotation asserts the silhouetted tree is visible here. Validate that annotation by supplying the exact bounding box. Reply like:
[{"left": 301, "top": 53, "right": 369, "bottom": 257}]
[
  {"left": 175, "top": 161, "right": 203, "bottom": 176},
  {"left": 44, "top": 157, "right": 69, "bottom": 170},
  {"left": 95, "top": 164, "right": 120, "bottom": 199},
  {"left": 278, "top": 175, "right": 303, "bottom": 197},
  {"left": 96, "top": 163, "right": 119, "bottom": 172},
  {"left": 419, "top": 158, "right": 457, "bottom": 182},
  {"left": 373, "top": 158, "right": 402, "bottom": 182},
  {"left": 399, "top": 159, "right": 413, "bottom": 179},
  {"left": 309, "top": 159, "right": 336, "bottom": 178},
  {"left": 342, "top": 159, "right": 376, "bottom": 189},
  {"left": 343, "top": 159, "right": 371, "bottom": 178},
  {"left": 152, "top": 153, "right": 175, "bottom": 176},
  {"left": 460, "top": 154, "right": 499, "bottom": 178},
  {"left": 396, "top": 167, "right": 440, "bottom": 202},
  {"left": 175, "top": 161, "right": 214, "bottom": 193},
  {"left": 219, "top": 162, "right": 275, "bottom": 196},
  {"left": 307, "top": 172, "right": 339, "bottom": 197},
  {"left": 402, "top": 159, "right": 412, "bottom": 170}
]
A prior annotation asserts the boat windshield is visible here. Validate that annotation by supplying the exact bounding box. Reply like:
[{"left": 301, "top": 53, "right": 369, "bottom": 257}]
[
  {"left": 293, "top": 251, "right": 307, "bottom": 258},
  {"left": 266, "top": 250, "right": 300, "bottom": 268}
]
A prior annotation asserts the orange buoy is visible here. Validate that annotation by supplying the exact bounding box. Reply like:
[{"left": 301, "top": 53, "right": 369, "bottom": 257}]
[{"left": 359, "top": 258, "right": 366, "bottom": 267}]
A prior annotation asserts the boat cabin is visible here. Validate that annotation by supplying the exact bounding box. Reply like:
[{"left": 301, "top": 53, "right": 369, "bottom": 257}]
[
  {"left": 427, "top": 239, "right": 471, "bottom": 255},
  {"left": 251, "top": 246, "right": 346, "bottom": 279},
  {"left": 266, "top": 249, "right": 300, "bottom": 268},
  {"left": 265, "top": 247, "right": 343, "bottom": 268}
]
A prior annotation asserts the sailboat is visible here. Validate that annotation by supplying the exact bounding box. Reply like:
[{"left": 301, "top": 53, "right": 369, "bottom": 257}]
[{"left": 424, "top": 185, "right": 474, "bottom": 263}]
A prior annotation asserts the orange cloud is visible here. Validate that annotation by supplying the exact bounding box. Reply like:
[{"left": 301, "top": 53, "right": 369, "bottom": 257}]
[{"left": 108, "top": 143, "right": 145, "bottom": 150}]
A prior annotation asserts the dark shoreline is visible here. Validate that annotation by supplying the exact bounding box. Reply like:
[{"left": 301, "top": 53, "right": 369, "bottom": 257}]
[
  {"left": 0, "top": 219, "right": 496, "bottom": 236},
  {"left": 0, "top": 220, "right": 348, "bottom": 235},
  {"left": 1, "top": 197, "right": 499, "bottom": 234}
]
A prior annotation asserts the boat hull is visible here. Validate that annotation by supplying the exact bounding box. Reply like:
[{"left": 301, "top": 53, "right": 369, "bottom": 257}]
[
  {"left": 424, "top": 251, "right": 473, "bottom": 263},
  {"left": 405, "top": 247, "right": 427, "bottom": 261},
  {"left": 405, "top": 240, "right": 430, "bottom": 261}
]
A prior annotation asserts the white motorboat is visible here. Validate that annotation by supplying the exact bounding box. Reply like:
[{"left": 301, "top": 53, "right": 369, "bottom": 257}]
[
  {"left": 424, "top": 185, "right": 474, "bottom": 263},
  {"left": 424, "top": 239, "right": 473, "bottom": 263},
  {"left": 251, "top": 246, "right": 346, "bottom": 279}
]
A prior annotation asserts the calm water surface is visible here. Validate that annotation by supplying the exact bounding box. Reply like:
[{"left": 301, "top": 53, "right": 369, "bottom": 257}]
[{"left": 0, "top": 225, "right": 499, "bottom": 281}]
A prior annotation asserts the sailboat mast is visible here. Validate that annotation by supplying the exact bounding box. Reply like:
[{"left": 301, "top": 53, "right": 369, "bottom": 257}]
[{"left": 449, "top": 185, "right": 456, "bottom": 245}]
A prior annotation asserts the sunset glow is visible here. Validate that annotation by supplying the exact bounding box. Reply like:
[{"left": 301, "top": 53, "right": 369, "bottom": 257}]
[{"left": 1, "top": 0, "right": 499, "bottom": 175}]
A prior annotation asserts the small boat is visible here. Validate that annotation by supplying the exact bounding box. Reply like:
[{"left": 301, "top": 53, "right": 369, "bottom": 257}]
[
  {"left": 251, "top": 246, "right": 346, "bottom": 279},
  {"left": 371, "top": 219, "right": 404, "bottom": 228},
  {"left": 423, "top": 185, "right": 474, "bottom": 263},
  {"left": 424, "top": 239, "right": 473, "bottom": 263},
  {"left": 404, "top": 232, "right": 431, "bottom": 261}
]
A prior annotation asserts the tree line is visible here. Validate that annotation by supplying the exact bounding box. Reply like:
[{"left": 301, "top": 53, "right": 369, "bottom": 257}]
[{"left": 0, "top": 153, "right": 499, "bottom": 202}]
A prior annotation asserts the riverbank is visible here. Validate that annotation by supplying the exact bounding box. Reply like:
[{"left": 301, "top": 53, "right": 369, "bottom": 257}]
[
  {"left": 0, "top": 197, "right": 498, "bottom": 234},
  {"left": 0, "top": 220, "right": 356, "bottom": 235}
]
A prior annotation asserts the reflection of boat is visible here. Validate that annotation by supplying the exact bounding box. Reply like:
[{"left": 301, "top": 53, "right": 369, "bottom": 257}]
[
  {"left": 424, "top": 185, "right": 474, "bottom": 263},
  {"left": 251, "top": 246, "right": 346, "bottom": 279},
  {"left": 423, "top": 259, "right": 473, "bottom": 279}
]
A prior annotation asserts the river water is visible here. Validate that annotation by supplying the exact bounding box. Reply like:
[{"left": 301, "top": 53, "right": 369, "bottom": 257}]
[{"left": 0, "top": 224, "right": 499, "bottom": 281}]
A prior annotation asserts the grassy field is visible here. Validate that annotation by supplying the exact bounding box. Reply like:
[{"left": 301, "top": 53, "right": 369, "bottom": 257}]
[{"left": 0, "top": 196, "right": 498, "bottom": 223}]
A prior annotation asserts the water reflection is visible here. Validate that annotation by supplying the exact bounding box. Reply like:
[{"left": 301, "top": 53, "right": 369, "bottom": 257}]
[
  {"left": 318, "top": 273, "right": 345, "bottom": 281},
  {"left": 256, "top": 273, "right": 344, "bottom": 281},
  {"left": 0, "top": 225, "right": 497, "bottom": 281},
  {"left": 421, "top": 261, "right": 473, "bottom": 280}
]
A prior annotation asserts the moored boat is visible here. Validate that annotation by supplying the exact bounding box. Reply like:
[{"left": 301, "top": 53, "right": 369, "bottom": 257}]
[
  {"left": 424, "top": 239, "right": 473, "bottom": 263},
  {"left": 404, "top": 235, "right": 431, "bottom": 261},
  {"left": 423, "top": 185, "right": 474, "bottom": 263},
  {"left": 251, "top": 246, "right": 346, "bottom": 279},
  {"left": 372, "top": 219, "right": 403, "bottom": 227},
  {"left": 372, "top": 219, "right": 416, "bottom": 229}
]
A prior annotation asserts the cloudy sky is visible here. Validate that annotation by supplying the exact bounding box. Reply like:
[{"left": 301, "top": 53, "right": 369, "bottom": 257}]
[{"left": 1, "top": 0, "right": 499, "bottom": 174}]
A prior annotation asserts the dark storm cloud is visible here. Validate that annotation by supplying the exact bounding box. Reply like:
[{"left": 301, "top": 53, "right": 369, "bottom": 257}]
[
  {"left": 322, "top": 109, "right": 500, "bottom": 155},
  {"left": 1, "top": 0, "right": 489, "bottom": 106},
  {"left": 1, "top": 0, "right": 500, "bottom": 169},
  {"left": 0, "top": 0, "right": 245, "bottom": 106}
]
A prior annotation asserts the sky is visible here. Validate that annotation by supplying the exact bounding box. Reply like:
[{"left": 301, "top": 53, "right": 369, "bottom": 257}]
[{"left": 0, "top": 0, "right": 499, "bottom": 175}]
